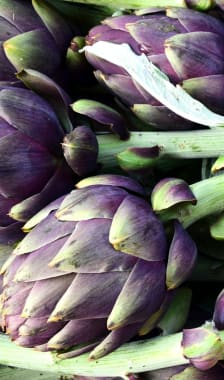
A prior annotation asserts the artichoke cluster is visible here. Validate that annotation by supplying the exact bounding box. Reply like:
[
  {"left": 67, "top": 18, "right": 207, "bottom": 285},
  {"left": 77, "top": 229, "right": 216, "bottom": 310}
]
[{"left": 1, "top": 0, "right": 224, "bottom": 378}]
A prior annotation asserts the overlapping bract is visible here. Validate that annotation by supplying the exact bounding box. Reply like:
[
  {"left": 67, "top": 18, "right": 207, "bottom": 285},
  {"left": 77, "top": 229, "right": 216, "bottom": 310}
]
[
  {"left": 0, "top": 174, "right": 170, "bottom": 359},
  {"left": 0, "top": 174, "right": 199, "bottom": 359},
  {"left": 85, "top": 8, "right": 224, "bottom": 130}
]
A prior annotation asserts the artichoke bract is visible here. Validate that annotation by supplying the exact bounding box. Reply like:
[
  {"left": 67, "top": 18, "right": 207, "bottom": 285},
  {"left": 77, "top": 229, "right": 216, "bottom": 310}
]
[
  {"left": 0, "top": 174, "right": 171, "bottom": 359},
  {"left": 0, "top": 0, "right": 73, "bottom": 86},
  {"left": 85, "top": 8, "right": 224, "bottom": 130}
]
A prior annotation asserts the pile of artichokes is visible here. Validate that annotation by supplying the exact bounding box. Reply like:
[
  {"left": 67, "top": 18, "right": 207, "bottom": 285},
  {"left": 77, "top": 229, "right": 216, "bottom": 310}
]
[{"left": 1, "top": 0, "right": 224, "bottom": 379}]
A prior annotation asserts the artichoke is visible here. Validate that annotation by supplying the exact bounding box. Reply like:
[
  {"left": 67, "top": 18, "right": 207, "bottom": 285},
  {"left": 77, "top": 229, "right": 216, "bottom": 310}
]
[
  {"left": 0, "top": 0, "right": 73, "bottom": 86},
  {"left": 85, "top": 8, "right": 224, "bottom": 130},
  {"left": 0, "top": 76, "right": 97, "bottom": 249},
  {"left": 0, "top": 174, "right": 197, "bottom": 360}
]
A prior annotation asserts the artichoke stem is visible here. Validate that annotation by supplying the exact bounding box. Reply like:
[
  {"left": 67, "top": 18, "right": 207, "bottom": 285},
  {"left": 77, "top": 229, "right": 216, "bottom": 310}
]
[
  {"left": 0, "top": 332, "right": 188, "bottom": 376},
  {"left": 97, "top": 130, "right": 224, "bottom": 170}
]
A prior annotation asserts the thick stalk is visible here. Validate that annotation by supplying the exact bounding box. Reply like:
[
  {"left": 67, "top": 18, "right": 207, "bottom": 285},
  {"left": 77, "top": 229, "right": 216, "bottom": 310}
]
[
  {"left": 161, "top": 174, "right": 224, "bottom": 228},
  {"left": 61, "top": 0, "right": 187, "bottom": 9},
  {"left": 97, "top": 130, "right": 224, "bottom": 169},
  {"left": 0, "top": 333, "right": 188, "bottom": 377}
]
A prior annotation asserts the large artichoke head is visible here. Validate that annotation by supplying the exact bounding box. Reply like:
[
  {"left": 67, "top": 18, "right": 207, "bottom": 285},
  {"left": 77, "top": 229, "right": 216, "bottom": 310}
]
[
  {"left": 85, "top": 8, "right": 224, "bottom": 130},
  {"left": 0, "top": 0, "right": 74, "bottom": 86},
  {"left": 0, "top": 174, "right": 198, "bottom": 359},
  {"left": 0, "top": 174, "right": 170, "bottom": 359}
]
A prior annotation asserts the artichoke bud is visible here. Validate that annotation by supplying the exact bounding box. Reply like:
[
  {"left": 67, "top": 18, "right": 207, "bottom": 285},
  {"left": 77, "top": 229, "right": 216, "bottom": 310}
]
[
  {"left": 71, "top": 99, "right": 130, "bottom": 140},
  {"left": 151, "top": 177, "right": 197, "bottom": 212},
  {"left": 62, "top": 126, "right": 99, "bottom": 177},
  {"left": 182, "top": 322, "right": 224, "bottom": 370},
  {"left": 213, "top": 289, "right": 224, "bottom": 330},
  {"left": 166, "top": 220, "right": 197, "bottom": 289}
]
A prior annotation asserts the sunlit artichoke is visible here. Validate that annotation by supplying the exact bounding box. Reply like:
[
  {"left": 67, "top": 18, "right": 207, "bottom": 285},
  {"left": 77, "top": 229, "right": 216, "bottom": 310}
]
[
  {"left": 85, "top": 8, "right": 224, "bottom": 130},
  {"left": 0, "top": 174, "right": 198, "bottom": 359}
]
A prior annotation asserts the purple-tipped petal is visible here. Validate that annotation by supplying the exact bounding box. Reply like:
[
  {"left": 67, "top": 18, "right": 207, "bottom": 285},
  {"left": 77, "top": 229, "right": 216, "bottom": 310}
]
[
  {"left": 166, "top": 220, "right": 197, "bottom": 289},
  {"left": 94, "top": 71, "right": 154, "bottom": 106},
  {"left": 62, "top": 126, "right": 98, "bottom": 176},
  {"left": 13, "top": 238, "right": 70, "bottom": 282},
  {"left": 109, "top": 195, "right": 167, "bottom": 261},
  {"left": 72, "top": 99, "right": 129, "bottom": 140},
  {"left": 21, "top": 194, "right": 66, "bottom": 232},
  {"left": 127, "top": 17, "right": 185, "bottom": 55},
  {"left": 182, "top": 75, "right": 224, "bottom": 115},
  {"left": 89, "top": 322, "right": 143, "bottom": 360},
  {"left": 167, "top": 7, "right": 224, "bottom": 37},
  {"left": 17, "top": 69, "right": 73, "bottom": 134},
  {"left": 2, "top": 282, "right": 34, "bottom": 316},
  {"left": 76, "top": 174, "right": 145, "bottom": 195},
  {"left": 107, "top": 259, "right": 166, "bottom": 329},
  {"left": 49, "top": 272, "right": 129, "bottom": 321},
  {"left": 51, "top": 218, "right": 137, "bottom": 273},
  {"left": 48, "top": 319, "right": 107, "bottom": 350},
  {"left": 22, "top": 274, "right": 74, "bottom": 318},
  {"left": 56, "top": 185, "right": 128, "bottom": 222},
  {"left": 132, "top": 104, "right": 199, "bottom": 130},
  {"left": 19, "top": 316, "right": 64, "bottom": 341},
  {"left": 14, "top": 211, "right": 76, "bottom": 255},
  {"left": 151, "top": 177, "right": 197, "bottom": 212},
  {"left": 9, "top": 162, "right": 76, "bottom": 223},
  {"left": 165, "top": 32, "right": 224, "bottom": 81}
]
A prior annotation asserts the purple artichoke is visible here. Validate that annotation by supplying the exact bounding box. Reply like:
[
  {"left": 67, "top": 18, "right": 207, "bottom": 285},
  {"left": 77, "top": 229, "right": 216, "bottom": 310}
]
[
  {"left": 0, "top": 80, "right": 98, "bottom": 249},
  {"left": 85, "top": 8, "right": 224, "bottom": 130},
  {"left": 0, "top": 174, "right": 200, "bottom": 359},
  {"left": 0, "top": 0, "right": 74, "bottom": 87},
  {"left": 0, "top": 174, "right": 169, "bottom": 359}
]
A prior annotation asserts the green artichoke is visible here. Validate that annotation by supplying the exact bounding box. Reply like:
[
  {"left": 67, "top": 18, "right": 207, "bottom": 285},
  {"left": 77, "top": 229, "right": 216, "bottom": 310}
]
[
  {"left": 85, "top": 8, "right": 224, "bottom": 130},
  {"left": 0, "top": 174, "right": 197, "bottom": 360}
]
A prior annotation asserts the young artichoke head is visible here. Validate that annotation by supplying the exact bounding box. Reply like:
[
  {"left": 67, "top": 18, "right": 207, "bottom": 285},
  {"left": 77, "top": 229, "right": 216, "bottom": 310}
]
[{"left": 85, "top": 8, "right": 224, "bottom": 130}]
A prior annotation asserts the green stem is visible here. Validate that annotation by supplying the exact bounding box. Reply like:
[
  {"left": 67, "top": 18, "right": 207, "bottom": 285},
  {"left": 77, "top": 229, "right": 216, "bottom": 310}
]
[
  {"left": 97, "top": 130, "right": 224, "bottom": 170},
  {"left": 0, "top": 333, "right": 188, "bottom": 377},
  {"left": 161, "top": 174, "right": 224, "bottom": 228},
  {"left": 60, "top": 0, "right": 187, "bottom": 9}
]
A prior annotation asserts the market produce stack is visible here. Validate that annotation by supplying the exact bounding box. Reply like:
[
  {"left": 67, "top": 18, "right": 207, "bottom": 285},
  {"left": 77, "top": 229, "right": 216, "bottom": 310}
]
[{"left": 1, "top": 0, "right": 224, "bottom": 378}]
